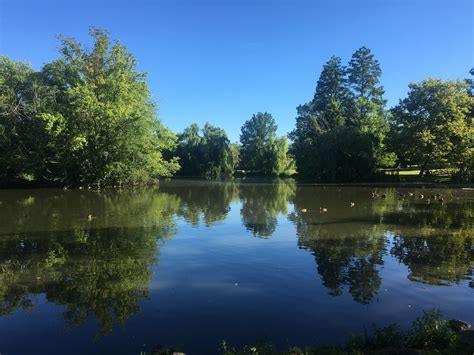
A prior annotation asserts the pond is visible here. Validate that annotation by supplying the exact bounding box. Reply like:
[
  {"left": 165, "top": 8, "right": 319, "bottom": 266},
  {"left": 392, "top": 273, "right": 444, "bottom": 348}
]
[{"left": 0, "top": 179, "right": 472, "bottom": 354}]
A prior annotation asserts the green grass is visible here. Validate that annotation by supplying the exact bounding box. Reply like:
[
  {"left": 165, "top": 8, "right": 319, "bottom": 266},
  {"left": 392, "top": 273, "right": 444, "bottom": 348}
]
[{"left": 382, "top": 168, "right": 456, "bottom": 176}]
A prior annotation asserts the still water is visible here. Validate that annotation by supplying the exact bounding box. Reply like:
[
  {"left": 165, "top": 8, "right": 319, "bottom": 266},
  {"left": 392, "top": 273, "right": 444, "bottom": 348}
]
[{"left": 0, "top": 180, "right": 472, "bottom": 354}]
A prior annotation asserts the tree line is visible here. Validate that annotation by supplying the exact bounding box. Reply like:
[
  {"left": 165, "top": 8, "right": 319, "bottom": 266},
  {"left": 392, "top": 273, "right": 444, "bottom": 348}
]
[{"left": 1, "top": 28, "right": 472, "bottom": 186}]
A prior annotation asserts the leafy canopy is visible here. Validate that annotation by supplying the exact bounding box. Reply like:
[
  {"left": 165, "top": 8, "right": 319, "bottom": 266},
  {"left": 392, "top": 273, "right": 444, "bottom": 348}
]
[
  {"left": 0, "top": 28, "right": 179, "bottom": 186},
  {"left": 240, "top": 112, "right": 295, "bottom": 176},
  {"left": 390, "top": 78, "right": 473, "bottom": 180}
]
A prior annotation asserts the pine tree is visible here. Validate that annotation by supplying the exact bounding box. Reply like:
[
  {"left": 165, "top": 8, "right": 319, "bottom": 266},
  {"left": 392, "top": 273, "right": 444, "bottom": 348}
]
[
  {"left": 346, "top": 46, "right": 386, "bottom": 134},
  {"left": 312, "top": 56, "right": 349, "bottom": 131}
]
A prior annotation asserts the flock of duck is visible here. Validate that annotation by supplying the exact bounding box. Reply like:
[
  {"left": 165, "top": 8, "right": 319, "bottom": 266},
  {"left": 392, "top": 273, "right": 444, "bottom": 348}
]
[
  {"left": 299, "top": 190, "right": 445, "bottom": 214},
  {"left": 372, "top": 191, "right": 445, "bottom": 204},
  {"left": 82, "top": 189, "right": 446, "bottom": 220}
]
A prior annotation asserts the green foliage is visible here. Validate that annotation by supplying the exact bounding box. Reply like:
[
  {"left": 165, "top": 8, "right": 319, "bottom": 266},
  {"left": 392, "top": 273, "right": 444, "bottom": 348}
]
[
  {"left": 303, "top": 126, "right": 382, "bottom": 182},
  {"left": 390, "top": 79, "right": 473, "bottom": 181},
  {"left": 308, "top": 56, "right": 349, "bottom": 132},
  {"left": 269, "top": 136, "right": 297, "bottom": 176},
  {"left": 0, "top": 28, "right": 179, "bottom": 186},
  {"left": 240, "top": 112, "right": 294, "bottom": 176},
  {"left": 346, "top": 47, "right": 386, "bottom": 133},
  {"left": 291, "top": 48, "right": 395, "bottom": 181},
  {"left": 175, "top": 123, "right": 238, "bottom": 178},
  {"left": 290, "top": 57, "right": 349, "bottom": 177},
  {"left": 0, "top": 56, "right": 58, "bottom": 183},
  {"left": 1, "top": 31, "right": 472, "bottom": 185},
  {"left": 406, "top": 309, "right": 458, "bottom": 349},
  {"left": 221, "top": 309, "right": 467, "bottom": 354}
]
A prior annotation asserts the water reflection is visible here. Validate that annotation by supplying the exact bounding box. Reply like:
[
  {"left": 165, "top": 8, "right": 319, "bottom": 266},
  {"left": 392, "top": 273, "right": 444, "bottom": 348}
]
[
  {"left": 0, "top": 181, "right": 472, "bottom": 343},
  {"left": 158, "top": 180, "right": 239, "bottom": 226},
  {"left": 239, "top": 179, "right": 295, "bottom": 238},
  {"left": 0, "top": 189, "right": 180, "bottom": 335},
  {"left": 289, "top": 187, "right": 387, "bottom": 303},
  {"left": 290, "top": 187, "right": 473, "bottom": 302},
  {"left": 385, "top": 202, "right": 474, "bottom": 287}
]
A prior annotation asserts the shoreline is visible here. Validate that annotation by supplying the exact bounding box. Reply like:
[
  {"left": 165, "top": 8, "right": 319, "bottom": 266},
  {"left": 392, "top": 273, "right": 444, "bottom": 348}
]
[{"left": 1, "top": 177, "right": 473, "bottom": 190}]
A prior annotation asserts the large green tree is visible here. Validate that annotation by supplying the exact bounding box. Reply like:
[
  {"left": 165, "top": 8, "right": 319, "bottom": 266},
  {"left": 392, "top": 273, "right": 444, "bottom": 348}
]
[
  {"left": 0, "top": 28, "right": 179, "bottom": 186},
  {"left": 291, "top": 48, "right": 395, "bottom": 180},
  {"left": 390, "top": 79, "right": 473, "bottom": 180},
  {"left": 0, "top": 57, "right": 58, "bottom": 183},
  {"left": 346, "top": 47, "right": 386, "bottom": 132},
  {"left": 240, "top": 112, "right": 294, "bottom": 176},
  {"left": 175, "top": 123, "right": 237, "bottom": 178},
  {"left": 290, "top": 56, "right": 350, "bottom": 176},
  {"left": 346, "top": 47, "right": 394, "bottom": 167}
]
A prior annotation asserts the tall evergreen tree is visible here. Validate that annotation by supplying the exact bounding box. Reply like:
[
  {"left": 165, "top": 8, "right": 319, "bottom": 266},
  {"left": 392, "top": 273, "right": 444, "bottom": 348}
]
[
  {"left": 346, "top": 46, "right": 387, "bottom": 135},
  {"left": 346, "top": 47, "right": 395, "bottom": 168},
  {"left": 312, "top": 56, "right": 349, "bottom": 131},
  {"left": 290, "top": 56, "right": 349, "bottom": 176},
  {"left": 291, "top": 48, "right": 395, "bottom": 180}
]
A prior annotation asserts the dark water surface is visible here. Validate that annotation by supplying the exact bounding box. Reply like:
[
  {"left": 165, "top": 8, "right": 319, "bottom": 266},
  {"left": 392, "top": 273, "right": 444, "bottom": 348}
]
[{"left": 0, "top": 180, "right": 473, "bottom": 354}]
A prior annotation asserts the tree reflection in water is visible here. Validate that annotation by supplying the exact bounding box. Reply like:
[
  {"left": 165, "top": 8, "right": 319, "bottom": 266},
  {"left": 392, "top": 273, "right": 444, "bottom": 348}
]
[
  {"left": 239, "top": 179, "right": 296, "bottom": 238},
  {"left": 0, "top": 189, "right": 180, "bottom": 336},
  {"left": 0, "top": 182, "right": 472, "bottom": 337},
  {"left": 290, "top": 187, "right": 473, "bottom": 303}
]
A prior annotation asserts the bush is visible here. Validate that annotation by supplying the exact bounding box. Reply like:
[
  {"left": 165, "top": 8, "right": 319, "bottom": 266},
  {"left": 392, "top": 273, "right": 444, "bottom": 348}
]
[{"left": 406, "top": 309, "right": 458, "bottom": 350}]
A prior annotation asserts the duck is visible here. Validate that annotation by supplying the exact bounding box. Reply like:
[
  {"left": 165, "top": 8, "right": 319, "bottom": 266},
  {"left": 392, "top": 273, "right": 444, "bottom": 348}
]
[
  {"left": 87, "top": 214, "right": 93, "bottom": 221},
  {"left": 320, "top": 207, "right": 328, "bottom": 213},
  {"left": 371, "top": 191, "right": 379, "bottom": 198},
  {"left": 300, "top": 208, "right": 308, "bottom": 213},
  {"left": 381, "top": 194, "right": 386, "bottom": 198},
  {"left": 350, "top": 202, "right": 355, "bottom": 207},
  {"left": 418, "top": 194, "right": 424, "bottom": 199}
]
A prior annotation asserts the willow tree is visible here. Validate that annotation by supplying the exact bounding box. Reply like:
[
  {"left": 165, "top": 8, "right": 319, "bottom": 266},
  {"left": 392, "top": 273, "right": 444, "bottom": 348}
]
[
  {"left": 175, "top": 123, "right": 237, "bottom": 178},
  {"left": 240, "top": 112, "right": 294, "bottom": 176}
]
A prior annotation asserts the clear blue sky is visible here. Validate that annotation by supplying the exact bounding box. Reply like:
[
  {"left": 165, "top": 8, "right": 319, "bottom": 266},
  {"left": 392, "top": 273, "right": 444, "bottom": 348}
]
[{"left": 1, "top": 0, "right": 472, "bottom": 141}]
